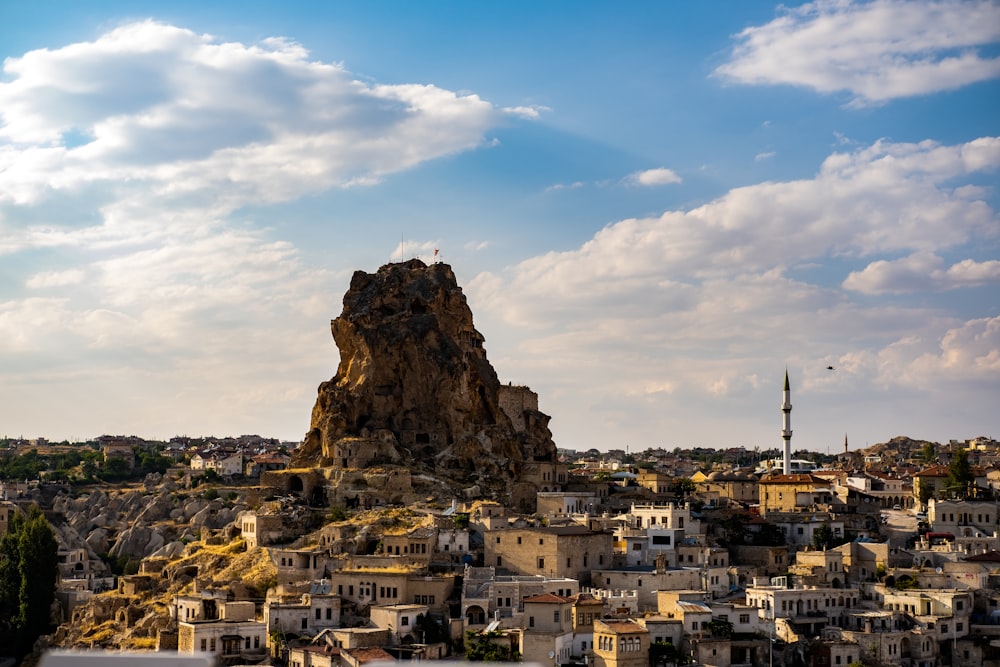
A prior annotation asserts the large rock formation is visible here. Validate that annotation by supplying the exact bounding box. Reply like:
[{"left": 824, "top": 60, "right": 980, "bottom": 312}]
[{"left": 292, "top": 260, "right": 558, "bottom": 502}]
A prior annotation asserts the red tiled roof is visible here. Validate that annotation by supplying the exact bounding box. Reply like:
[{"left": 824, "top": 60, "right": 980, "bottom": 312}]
[
  {"left": 600, "top": 620, "right": 647, "bottom": 634},
  {"left": 345, "top": 647, "right": 395, "bottom": 663},
  {"left": 759, "top": 474, "right": 828, "bottom": 484}
]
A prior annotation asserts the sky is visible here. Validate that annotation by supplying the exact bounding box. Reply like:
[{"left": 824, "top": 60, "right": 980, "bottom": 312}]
[{"left": 1, "top": 1, "right": 998, "bottom": 453}]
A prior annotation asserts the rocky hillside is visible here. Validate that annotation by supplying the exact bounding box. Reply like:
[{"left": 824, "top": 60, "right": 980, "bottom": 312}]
[
  {"left": 292, "top": 260, "right": 558, "bottom": 498},
  {"left": 52, "top": 474, "right": 247, "bottom": 565}
]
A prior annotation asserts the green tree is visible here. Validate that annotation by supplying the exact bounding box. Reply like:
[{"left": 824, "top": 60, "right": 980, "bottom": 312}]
[
  {"left": 812, "top": 523, "right": 835, "bottom": 550},
  {"left": 464, "top": 630, "right": 519, "bottom": 662},
  {"left": 706, "top": 618, "right": 733, "bottom": 638},
  {"left": 670, "top": 477, "right": 696, "bottom": 499},
  {"left": 946, "top": 449, "right": 974, "bottom": 499},
  {"left": 0, "top": 508, "right": 59, "bottom": 658},
  {"left": 415, "top": 613, "right": 447, "bottom": 645},
  {"left": 920, "top": 442, "right": 936, "bottom": 464},
  {"left": 917, "top": 479, "right": 935, "bottom": 507},
  {"left": 719, "top": 515, "right": 750, "bottom": 546},
  {"left": 99, "top": 456, "right": 131, "bottom": 481},
  {"left": 651, "top": 640, "right": 691, "bottom": 667},
  {"left": 753, "top": 523, "right": 786, "bottom": 546}
]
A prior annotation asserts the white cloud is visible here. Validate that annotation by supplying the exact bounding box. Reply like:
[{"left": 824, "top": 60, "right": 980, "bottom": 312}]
[
  {"left": 843, "top": 252, "right": 1000, "bottom": 294},
  {"left": 0, "top": 21, "right": 510, "bottom": 440},
  {"left": 755, "top": 151, "right": 776, "bottom": 162},
  {"left": 477, "top": 138, "right": 999, "bottom": 307},
  {"left": 502, "top": 104, "right": 550, "bottom": 119},
  {"left": 546, "top": 181, "right": 585, "bottom": 192},
  {"left": 467, "top": 136, "right": 1000, "bottom": 448},
  {"left": 392, "top": 240, "right": 441, "bottom": 264},
  {"left": 464, "top": 240, "right": 491, "bottom": 252},
  {"left": 715, "top": 0, "right": 1000, "bottom": 106},
  {"left": 26, "top": 269, "right": 85, "bottom": 288},
  {"left": 626, "top": 167, "right": 682, "bottom": 186},
  {"left": 0, "top": 20, "right": 503, "bottom": 212},
  {"left": 884, "top": 316, "right": 1000, "bottom": 384}
]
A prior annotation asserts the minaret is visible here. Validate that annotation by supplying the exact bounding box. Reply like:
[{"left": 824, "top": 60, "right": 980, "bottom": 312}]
[
  {"left": 844, "top": 433, "right": 848, "bottom": 457},
  {"left": 781, "top": 370, "right": 792, "bottom": 474}
]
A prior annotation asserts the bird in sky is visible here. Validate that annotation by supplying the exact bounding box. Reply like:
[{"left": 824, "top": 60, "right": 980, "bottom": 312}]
[{"left": 826, "top": 366, "right": 835, "bottom": 371}]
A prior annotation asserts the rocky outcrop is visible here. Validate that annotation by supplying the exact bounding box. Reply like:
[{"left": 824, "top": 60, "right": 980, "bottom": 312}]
[
  {"left": 292, "top": 260, "right": 558, "bottom": 502},
  {"left": 51, "top": 479, "right": 248, "bottom": 564}
]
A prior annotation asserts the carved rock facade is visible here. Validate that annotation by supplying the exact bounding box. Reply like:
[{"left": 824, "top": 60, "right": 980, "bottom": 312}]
[{"left": 292, "top": 260, "right": 559, "bottom": 505}]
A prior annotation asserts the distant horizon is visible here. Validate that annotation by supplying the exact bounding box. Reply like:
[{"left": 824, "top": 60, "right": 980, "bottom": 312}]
[{"left": 1, "top": 430, "right": 970, "bottom": 456}]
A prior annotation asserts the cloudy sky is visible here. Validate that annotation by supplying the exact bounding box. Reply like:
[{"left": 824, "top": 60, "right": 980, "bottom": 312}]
[{"left": 1, "top": 1, "right": 998, "bottom": 452}]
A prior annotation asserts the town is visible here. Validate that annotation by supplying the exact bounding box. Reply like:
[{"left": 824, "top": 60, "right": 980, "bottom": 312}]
[{"left": 3, "top": 427, "right": 1000, "bottom": 667}]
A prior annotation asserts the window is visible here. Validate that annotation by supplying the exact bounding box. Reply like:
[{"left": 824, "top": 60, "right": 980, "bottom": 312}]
[
  {"left": 835, "top": 657, "right": 841, "bottom": 665},
  {"left": 301, "top": 617, "right": 307, "bottom": 629},
  {"left": 316, "top": 608, "right": 321, "bottom": 619},
  {"left": 740, "top": 614, "right": 750, "bottom": 623},
  {"left": 517, "top": 537, "right": 522, "bottom": 544},
  {"left": 210, "top": 638, "right": 216, "bottom": 652},
  {"left": 956, "top": 622, "right": 963, "bottom": 632},
  {"left": 957, "top": 600, "right": 964, "bottom": 610},
  {"left": 246, "top": 637, "right": 251, "bottom": 649},
  {"left": 539, "top": 538, "right": 544, "bottom": 545},
  {"left": 402, "top": 616, "right": 409, "bottom": 626},
  {"left": 797, "top": 527, "right": 804, "bottom": 535},
  {"left": 498, "top": 597, "right": 503, "bottom": 608},
  {"left": 497, "top": 556, "right": 502, "bottom": 566},
  {"left": 632, "top": 543, "right": 642, "bottom": 551},
  {"left": 201, "top": 639, "right": 207, "bottom": 651},
  {"left": 567, "top": 557, "right": 572, "bottom": 567},
  {"left": 327, "top": 608, "right": 332, "bottom": 620},
  {"left": 496, "top": 536, "right": 501, "bottom": 543},
  {"left": 538, "top": 557, "right": 545, "bottom": 569},
  {"left": 554, "top": 611, "right": 560, "bottom": 622},
  {"left": 529, "top": 616, "right": 535, "bottom": 628}
]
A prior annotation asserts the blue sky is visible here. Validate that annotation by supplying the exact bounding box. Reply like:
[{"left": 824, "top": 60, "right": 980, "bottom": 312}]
[{"left": 1, "top": 0, "right": 998, "bottom": 452}]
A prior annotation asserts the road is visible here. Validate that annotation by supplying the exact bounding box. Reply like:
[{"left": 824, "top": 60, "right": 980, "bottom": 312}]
[{"left": 880, "top": 508, "right": 919, "bottom": 548}]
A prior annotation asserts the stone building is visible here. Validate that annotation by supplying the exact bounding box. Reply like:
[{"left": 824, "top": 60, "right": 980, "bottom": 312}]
[
  {"left": 484, "top": 525, "right": 613, "bottom": 584},
  {"left": 758, "top": 474, "right": 834, "bottom": 515},
  {"left": 264, "top": 590, "right": 342, "bottom": 637},
  {"left": 369, "top": 603, "right": 430, "bottom": 644},
  {"left": 518, "top": 593, "right": 576, "bottom": 666},
  {"left": 592, "top": 619, "right": 649, "bottom": 667},
  {"left": 460, "top": 566, "right": 580, "bottom": 629}
]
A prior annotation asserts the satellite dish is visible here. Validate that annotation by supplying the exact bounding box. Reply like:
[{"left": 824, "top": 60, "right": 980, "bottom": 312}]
[
  {"left": 548, "top": 651, "right": 556, "bottom": 659},
  {"left": 936, "top": 567, "right": 943, "bottom": 573}
]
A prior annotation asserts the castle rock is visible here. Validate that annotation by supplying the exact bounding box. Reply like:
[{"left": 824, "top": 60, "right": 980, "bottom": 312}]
[{"left": 292, "top": 260, "right": 559, "bottom": 506}]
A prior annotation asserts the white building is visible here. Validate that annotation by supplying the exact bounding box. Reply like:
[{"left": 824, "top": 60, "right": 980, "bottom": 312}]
[{"left": 369, "top": 603, "right": 430, "bottom": 644}]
